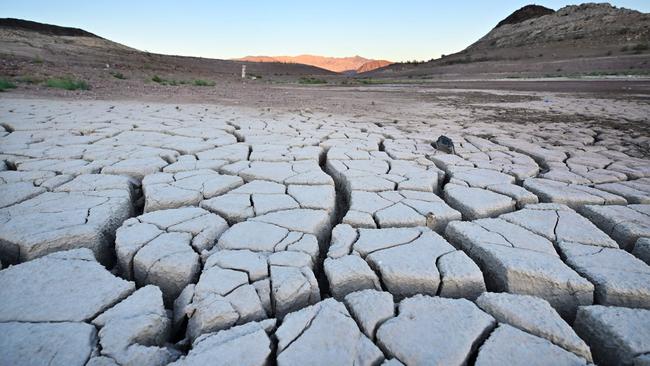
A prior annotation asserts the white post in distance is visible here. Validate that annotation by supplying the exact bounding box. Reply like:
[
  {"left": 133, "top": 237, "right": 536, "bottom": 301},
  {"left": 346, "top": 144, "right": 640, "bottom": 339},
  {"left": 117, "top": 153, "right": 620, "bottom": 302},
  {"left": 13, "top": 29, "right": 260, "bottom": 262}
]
[{"left": 241, "top": 65, "right": 246, "bottom": 79}]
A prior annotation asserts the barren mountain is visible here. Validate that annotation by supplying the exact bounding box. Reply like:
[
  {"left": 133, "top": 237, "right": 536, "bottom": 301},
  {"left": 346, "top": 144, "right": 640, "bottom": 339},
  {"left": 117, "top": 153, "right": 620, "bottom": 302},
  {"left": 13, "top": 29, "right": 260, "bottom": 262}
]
[
  {"left": 0, "top": 18, "right": 102, "bottom": 38},
  {"left": 494, "top": 5, "right": 554, "bottom": 28},
  {"left": 236, "top": 54, "right": 391, "bottom": 73},
  {"left": 355, "top": 59, "right": 392, "bottom": 73},
  {"left": 465, "top": 3, "right": 649, "bottom": 56},
  {"left": 0, "top": 18, "right": 333, "bottom": 91},
  {"left": 366, "top": 3, "right": 650, "bottom": 78}
]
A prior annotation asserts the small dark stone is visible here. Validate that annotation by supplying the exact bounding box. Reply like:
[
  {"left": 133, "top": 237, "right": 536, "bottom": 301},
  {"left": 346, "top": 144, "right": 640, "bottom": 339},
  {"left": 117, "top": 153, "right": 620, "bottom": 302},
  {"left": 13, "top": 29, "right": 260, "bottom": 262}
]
[{"left": 435, "top": 135, "right": 456, "bottom": 154}]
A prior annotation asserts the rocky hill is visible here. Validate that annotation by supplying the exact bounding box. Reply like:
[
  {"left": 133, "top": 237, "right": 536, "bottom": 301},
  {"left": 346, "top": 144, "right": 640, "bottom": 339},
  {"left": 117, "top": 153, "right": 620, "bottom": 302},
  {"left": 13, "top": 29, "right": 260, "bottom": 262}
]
[
  {"left": 494, "top": 5, "right": 554, "bottom": 28},
  {"left": 0, "top": 18, "right": 138, "bottom": 61},
  {"left": 465, "top": 3, "right": 649, "bottom": 56},
  {"left": 366, "top": 2, "right": 650, "bottom": 78},
  {"left": 0, "top": 18, "right": 101, "bottom": 37},
  {"left": 236, "top": 54, "right": 391, "bottom": 73}
]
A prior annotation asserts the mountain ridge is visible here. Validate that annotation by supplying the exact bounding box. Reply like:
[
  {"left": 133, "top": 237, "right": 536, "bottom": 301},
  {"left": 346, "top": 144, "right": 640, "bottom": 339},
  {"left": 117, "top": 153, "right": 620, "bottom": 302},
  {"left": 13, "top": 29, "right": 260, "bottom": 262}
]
[
  {"left": 0, "top": 18, "right": 100, "bottom": 38},
  {"left": 235, "top": 54, "right": 392, "bottom": 73},
  {"left": 495, "top": 4, "right": 555, "bottom": 28}
]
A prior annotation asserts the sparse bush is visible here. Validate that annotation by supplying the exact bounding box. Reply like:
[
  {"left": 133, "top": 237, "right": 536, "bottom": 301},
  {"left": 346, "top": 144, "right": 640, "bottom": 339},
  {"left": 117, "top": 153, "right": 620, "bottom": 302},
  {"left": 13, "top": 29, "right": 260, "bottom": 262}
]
[
  {"left": 16, "top": 75, "right": 43, "bottom": 84},
  {"left": 32, "top": 56, "right": 43, "bottom": 64},
  {"left": 152, "top": 75, "right": 213, "bottom": 86},
  {"left": 606, "top": 50, "right": 613, "bottom": 56},
  {"left": 0, "top": 78, "right": 17, "bottom": 92},
  {"left": 632, "top": 43, "right": 649, "bottom": 53},
  {"left": 442, "top": 56, "right": 475, "bottom": 66},
  {"left": 46, "top": 77, "right": 89, "bottom": 90},
  {"left": 298, "top": 77, "right": 327, "bottom": 85},
  {"left": 356, "top": 78, "right": 373, "bottom": 85},
  {"left": 110, "top": 71, "right": 126, "bottom": 79},
  {"left": 192, "top": 79, "right": 215, "bottom": 86},
  {"left": 621, "top": 45, "right": 629, "bottom": 52},
  {"left": 151, "top": 75, "right": 179, "bottom": 85}
]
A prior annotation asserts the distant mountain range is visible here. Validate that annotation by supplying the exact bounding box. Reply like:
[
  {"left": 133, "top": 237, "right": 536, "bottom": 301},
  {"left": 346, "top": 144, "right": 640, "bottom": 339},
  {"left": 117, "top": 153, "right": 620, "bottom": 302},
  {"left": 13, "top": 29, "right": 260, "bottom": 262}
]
[{"left": 234, "top": 55, "right": 392, "bottom": 74}]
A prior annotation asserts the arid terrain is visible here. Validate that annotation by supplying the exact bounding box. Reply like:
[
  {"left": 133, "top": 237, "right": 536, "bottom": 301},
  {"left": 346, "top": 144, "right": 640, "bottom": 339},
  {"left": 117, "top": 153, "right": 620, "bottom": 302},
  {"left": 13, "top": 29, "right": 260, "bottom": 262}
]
[{"left": 1, "top": 3, "right": 650, "bottom": 366}]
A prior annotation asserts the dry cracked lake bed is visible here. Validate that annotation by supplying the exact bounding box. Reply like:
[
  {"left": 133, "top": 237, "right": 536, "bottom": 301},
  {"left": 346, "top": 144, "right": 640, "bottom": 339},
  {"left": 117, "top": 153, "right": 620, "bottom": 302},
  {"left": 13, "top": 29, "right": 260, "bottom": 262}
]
[{"left": 0, "top": 95, "right": 650, "bottom": 366}]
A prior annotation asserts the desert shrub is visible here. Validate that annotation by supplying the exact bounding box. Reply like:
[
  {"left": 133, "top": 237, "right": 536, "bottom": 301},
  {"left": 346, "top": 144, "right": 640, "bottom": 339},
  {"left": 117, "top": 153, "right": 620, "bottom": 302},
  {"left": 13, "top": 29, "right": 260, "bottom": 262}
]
[
  {"left": 110, "top": 71, "right": 126, "bottom": 79},
  {"left": 192, "top": 79, "right": 215, "bottom": 86},
  {"left": 632, "top": 43, "right": 649, "bottom": 53},
  {"left": 152, "top": 75, "right": 189, "bottom": 86},
  {"left": 16, "top": 75, "right": 43, "bottom": 84},
  {"left": 0, "top": 78, "right": 17, "bottom": 92},
  {"left": 46, "top": 77, "right": 89, "bottom": 90},
  {"left": 441, "top": 54, "right": 483, "bottom": 65},
  {"left": 298, "top": 77, "right": 327, "bottom": 84},
  {"left": 150, "top": 76, "right": 218, "bottom": 87}
]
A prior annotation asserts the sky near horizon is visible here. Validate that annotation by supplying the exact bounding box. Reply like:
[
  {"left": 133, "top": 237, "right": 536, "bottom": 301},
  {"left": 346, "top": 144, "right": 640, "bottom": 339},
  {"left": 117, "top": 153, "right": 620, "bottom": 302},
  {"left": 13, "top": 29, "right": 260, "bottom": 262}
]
[{"left": 2, "top": 1, "right": 649, "bottom": 62}]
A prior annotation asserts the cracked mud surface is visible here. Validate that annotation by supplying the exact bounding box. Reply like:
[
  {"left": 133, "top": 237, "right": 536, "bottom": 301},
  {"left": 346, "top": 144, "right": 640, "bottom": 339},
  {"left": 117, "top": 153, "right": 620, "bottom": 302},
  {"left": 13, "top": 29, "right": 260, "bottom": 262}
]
[{"left": 0, "top": 95, "right": 649, "bottom": 366}]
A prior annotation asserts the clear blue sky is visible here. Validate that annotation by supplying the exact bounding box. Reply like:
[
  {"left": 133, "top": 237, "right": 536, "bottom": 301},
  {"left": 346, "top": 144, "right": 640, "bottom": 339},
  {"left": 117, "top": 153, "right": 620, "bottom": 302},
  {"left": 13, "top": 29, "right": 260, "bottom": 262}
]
[{"left": 2, "top": 0, "right": 649, "bottom": 62}]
